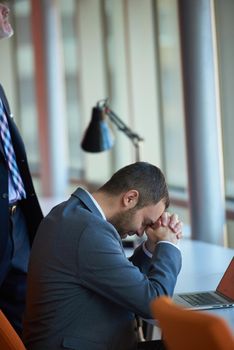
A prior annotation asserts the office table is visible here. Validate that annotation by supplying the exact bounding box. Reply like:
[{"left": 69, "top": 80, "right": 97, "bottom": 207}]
[
  {"left": 174, "top": 239, "right": 234, "bottom": 331},
  {"left": 141, "top": 239, "right": 234, "bottom": 339}
]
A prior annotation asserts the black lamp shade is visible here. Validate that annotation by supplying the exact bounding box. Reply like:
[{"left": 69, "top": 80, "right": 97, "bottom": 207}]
[{"left": 81, "top": 107, "right": 114, "bottom": 153}]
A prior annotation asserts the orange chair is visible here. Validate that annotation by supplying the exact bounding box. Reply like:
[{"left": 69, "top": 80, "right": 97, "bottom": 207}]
[
  {"left": 0, "top": 310, "right": 26, "bottom": 350},
  {"left": 150, "top": 296, "right": 234, "bottom": 350}
]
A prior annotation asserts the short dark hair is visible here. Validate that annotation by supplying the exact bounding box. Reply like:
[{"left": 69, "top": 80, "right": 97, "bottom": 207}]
[{"left": 99, "top": 162, "right": 169, "bottom": 209}]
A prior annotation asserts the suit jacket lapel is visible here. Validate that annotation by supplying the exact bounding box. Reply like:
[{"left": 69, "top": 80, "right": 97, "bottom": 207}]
[{"left": 0, "top": 85, "right": 27, "bottom": 162}]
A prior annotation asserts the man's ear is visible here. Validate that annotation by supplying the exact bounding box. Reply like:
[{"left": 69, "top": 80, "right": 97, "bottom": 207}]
[{"left": 122, "top": 190, "right": 139, "bottom": 209}]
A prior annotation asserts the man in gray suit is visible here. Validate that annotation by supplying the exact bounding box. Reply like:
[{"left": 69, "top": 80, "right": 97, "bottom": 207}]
[{"left": 23, "top": 162, "right": 183, "bottom": 350}]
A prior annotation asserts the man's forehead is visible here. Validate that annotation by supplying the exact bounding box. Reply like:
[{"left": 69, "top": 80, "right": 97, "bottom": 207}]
[{"left": 142, "top": 201, "right": 165, "bottom": 217}]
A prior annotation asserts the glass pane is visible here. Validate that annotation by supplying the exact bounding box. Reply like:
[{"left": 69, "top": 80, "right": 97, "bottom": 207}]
[
  {"left": 60, "top": 0, "right": 84, "bottom": 179},
  {"left": 157, "top": 0, "right": 187, "bottom": 189},
  {"left": 12, "top": 0, "right": 40, "bottom": 185},
  {"left": 215, "top": 0, "right": 234, "bottom": 199}
]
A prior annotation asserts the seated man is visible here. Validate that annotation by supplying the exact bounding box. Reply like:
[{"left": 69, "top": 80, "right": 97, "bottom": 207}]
[{"left": 23, "top": 162, "right": 183, "bottom": 350}]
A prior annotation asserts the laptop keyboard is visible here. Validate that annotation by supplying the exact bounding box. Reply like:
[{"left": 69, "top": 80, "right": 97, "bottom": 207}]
[{"left": 180, "top": 292, "right": 225, "bottom": 306}]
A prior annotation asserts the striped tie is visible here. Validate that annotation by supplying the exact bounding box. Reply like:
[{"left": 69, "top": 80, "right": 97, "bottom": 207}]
[{"left": 0, "top": 98, "right": 26, "bottom": 199}]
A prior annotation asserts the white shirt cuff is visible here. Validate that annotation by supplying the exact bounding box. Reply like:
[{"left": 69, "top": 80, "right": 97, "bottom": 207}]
[{"left": 143, "top": 240, "right": 180, "bottom": 258}]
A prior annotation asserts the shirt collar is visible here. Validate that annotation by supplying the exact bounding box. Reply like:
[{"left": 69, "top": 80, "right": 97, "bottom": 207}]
[{"left": 82, "top": 188, "right": 106, "bottom": 220}]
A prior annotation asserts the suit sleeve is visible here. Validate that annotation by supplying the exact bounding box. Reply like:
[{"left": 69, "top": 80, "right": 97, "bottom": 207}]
[{"left": 77, "top": 220, "right": 182, "bottom": 319}]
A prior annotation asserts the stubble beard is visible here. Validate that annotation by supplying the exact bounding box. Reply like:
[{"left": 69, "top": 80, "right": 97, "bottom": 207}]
[{"left": 108, "top": 207, "right": 138, "bottom": 239}]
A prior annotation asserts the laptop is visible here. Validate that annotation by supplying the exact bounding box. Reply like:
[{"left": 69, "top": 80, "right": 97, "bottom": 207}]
[{"left": 173, "top": 257, "right": 234, "bottom": 310}]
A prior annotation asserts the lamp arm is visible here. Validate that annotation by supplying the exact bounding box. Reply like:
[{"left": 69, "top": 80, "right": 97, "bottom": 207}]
[
  {"left": 105, "top": 107, "right": 144, "bottom": 145},
  {"left": 96, "top": 99, "right": 144, "bottom": 161}
]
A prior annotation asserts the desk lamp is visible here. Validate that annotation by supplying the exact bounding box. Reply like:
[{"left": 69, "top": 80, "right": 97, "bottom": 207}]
[{"left": 81, "top": 99, "right": 144, "bottom": 161}]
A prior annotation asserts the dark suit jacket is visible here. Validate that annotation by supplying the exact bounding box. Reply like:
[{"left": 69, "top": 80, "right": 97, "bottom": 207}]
[
  {"left": 0, "top": 84, "right": 43, "bottom": 282},
  {"left": 23, "top": 187, "right": 182, "bottom": 350}
]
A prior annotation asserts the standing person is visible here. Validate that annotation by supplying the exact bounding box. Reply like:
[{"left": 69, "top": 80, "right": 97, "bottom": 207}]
[
  {"left": 0, "top": 3, "right": 43, "bottom": 336},
  {"left": 23, "top": 162, "right": 182, "bottom": 350}
]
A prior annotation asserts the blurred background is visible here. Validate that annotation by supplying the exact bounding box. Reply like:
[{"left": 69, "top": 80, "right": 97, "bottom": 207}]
[{"left": 1, "top": 0, "right": 234, "bottom": 247}]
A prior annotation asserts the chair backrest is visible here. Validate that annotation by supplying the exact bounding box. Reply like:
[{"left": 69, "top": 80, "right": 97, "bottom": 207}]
[
  {"left": 150, "top": 296, "right": 234, "bottom": 350},
  {"left": 0, "top": 310, "right": 26, "bottom": 350}
]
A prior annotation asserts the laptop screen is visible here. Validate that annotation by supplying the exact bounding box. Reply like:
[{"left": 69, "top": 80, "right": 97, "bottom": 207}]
[{"left": 216, "top": 257, "right": 234, "bottom": 300}]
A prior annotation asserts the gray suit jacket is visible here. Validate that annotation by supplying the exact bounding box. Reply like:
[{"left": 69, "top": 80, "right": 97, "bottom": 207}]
[{"left": 23, "top": 188, "right": 182, "bottom": 350}]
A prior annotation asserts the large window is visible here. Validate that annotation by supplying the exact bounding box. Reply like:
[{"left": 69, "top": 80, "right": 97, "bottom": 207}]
[{"left": 5, "top": 0, "right": 234, "bottom": 246}]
